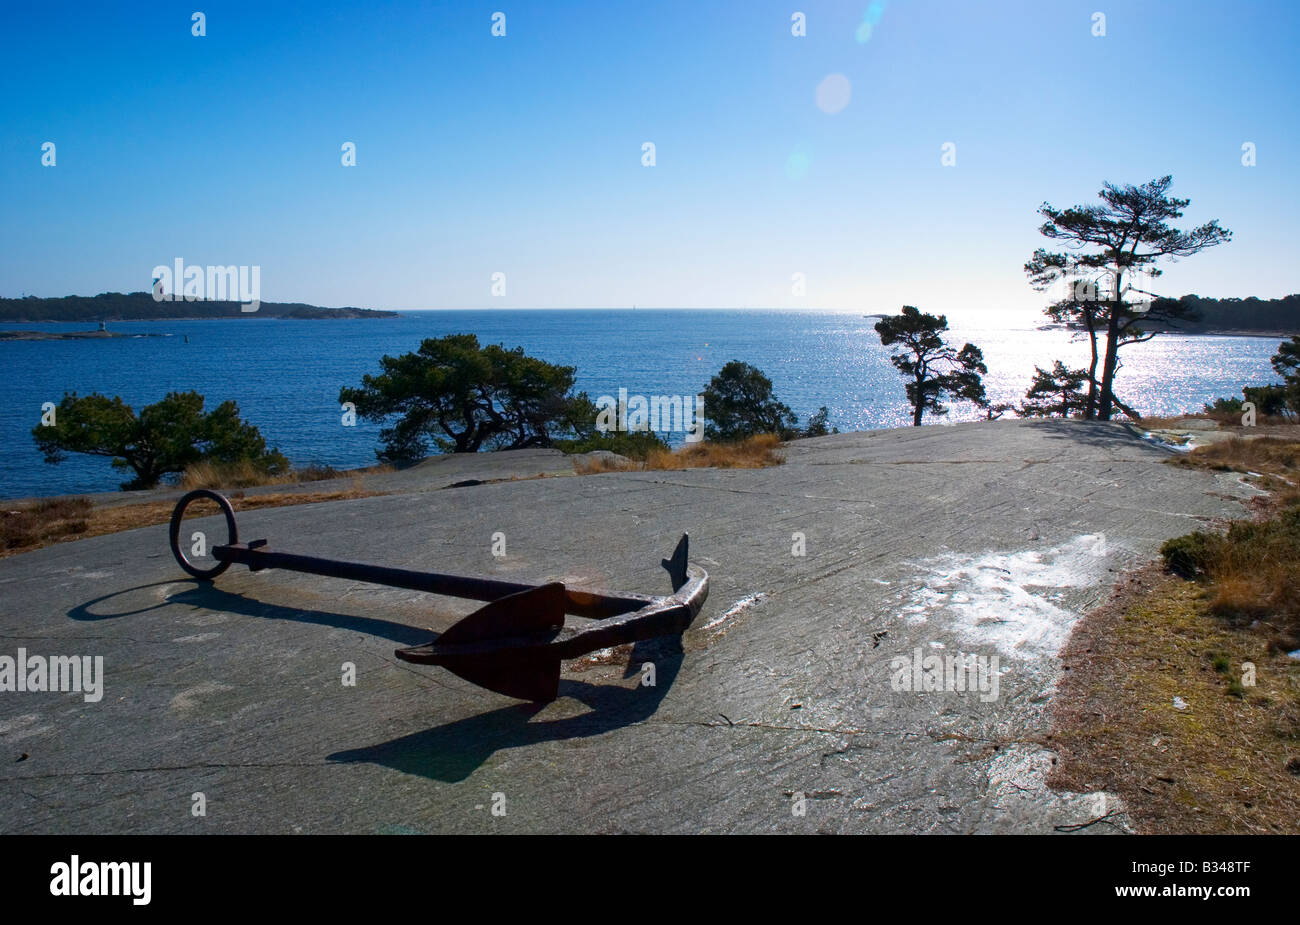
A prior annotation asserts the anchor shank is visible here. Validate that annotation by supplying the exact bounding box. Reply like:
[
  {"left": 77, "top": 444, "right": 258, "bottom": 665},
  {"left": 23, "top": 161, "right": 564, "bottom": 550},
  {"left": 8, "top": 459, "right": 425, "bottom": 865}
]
[{"left": 212, "top": 543, "right": 652, "bottom": 619}]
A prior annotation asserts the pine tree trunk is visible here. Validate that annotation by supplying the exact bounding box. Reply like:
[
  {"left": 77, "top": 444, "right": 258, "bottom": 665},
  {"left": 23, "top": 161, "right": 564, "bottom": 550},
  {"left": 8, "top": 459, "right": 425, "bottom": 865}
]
[
  {"left": 1084, "top": 313, "right": 1100, "bottom": 419},
  {"left": 1097, "top": 305, "right": 1121, "bottom": 420}
]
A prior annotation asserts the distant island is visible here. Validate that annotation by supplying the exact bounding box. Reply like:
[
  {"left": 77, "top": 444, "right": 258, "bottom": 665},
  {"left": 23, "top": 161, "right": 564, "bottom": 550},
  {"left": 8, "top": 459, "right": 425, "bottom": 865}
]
[
  {"left": 1045, "top": 293, "right": 1300, "bottom": 336},
  {"left": 0, "top": 291, "right": 399, "bottom": 322},
  {"left": 1144, "top": 293, "right": 1300, "bottom": 335}
]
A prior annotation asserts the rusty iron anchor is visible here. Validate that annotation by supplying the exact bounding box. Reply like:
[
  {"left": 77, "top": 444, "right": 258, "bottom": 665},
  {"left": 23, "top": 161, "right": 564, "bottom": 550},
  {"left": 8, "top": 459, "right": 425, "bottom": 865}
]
[{"left": 167, "top": 489, "right": 709, "bottom": 702}]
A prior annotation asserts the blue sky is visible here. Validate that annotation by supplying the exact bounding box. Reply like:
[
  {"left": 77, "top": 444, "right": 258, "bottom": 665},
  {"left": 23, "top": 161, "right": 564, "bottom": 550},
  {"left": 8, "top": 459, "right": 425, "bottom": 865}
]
[{"left": 1, "top": 0, "right": 1296, "bottom": 320}]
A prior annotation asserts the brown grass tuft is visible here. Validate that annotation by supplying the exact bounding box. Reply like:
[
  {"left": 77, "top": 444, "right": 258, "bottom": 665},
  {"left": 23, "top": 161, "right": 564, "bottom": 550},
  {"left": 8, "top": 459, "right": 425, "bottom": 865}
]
[
  {"left": 1162, "top": 436, "right": 1300, "bottom": 647},
  {"left": 0, "top": 497, "right": 93, "bottom": 552},
  {"left": 571, "top": 454, "right": 637, "bottom": 475},
  {"left": 1142, "top": 412, "right": 1298, "bottom": 430},
  {"left": 0, "top": 487, "right": 380, "bottom": 560},
  {"left": 1169, "top": 436, "right": 1300, "bottom": 478},
  {"left": 180, "top": 459, "right": 295, "bottom": 489},
  {"left": 572, "top": 434, "right": 786, "bottom": 475},
  {"left": 180, "top": 460, "right": 391, "bottom": 490},
  {"left": 645, "top": 433, "right": 784, "bottom": 470},
  {"left": 1206, "top": 574, "right": 1274, "bottom": 622}
]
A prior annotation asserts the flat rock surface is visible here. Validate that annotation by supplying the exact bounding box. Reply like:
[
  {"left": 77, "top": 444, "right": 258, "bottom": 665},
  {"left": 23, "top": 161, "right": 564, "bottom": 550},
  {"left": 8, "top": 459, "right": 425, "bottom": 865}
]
[{"left": 0, "top": 420, "right": 1258, "bottom": 833}]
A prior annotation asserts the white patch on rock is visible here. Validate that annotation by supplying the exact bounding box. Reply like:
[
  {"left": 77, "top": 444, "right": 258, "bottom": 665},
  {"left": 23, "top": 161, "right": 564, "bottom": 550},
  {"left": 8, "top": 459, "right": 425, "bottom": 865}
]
[
  {"left": 172, "top": 632, "right": 221, "bottom": 643},
  {"left": 169, "top": 681, "right": 234, "bottom": 713},
  {"left": 0, "top": 713, "right": 50, "bottom": 741},
  {"left": 897, "top": 534, "right": 1118, "bottom": 660},
  {"left": 986, "top": 743, "right": 1129, "bottom": 832},
  {"left": 703, "top": 592, "right": 768, "bottom": 630}
]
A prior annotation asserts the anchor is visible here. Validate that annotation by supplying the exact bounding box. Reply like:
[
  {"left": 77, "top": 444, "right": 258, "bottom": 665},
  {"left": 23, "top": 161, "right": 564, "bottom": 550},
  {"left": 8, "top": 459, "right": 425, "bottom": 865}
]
[{"left": 167, "top": 489, "right": 709, "bottom": 702}]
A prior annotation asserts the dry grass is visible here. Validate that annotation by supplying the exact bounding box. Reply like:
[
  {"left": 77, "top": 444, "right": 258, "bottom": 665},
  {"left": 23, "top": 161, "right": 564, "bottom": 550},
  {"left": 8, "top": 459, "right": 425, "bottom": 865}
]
[
  {"left": 1050, "top": 428, "right": 1300, "bottom": 832},
  {"left": 572, "top": 454, "right": 635, "bottom": 475},
  {"left": 1161, "top": 437, "right": 1300, "bottom": 647},
  {"left": 0, "top": 484, "right": 379, "bottom": 560},
  {"left": 1049, "top": 570, "right": 1300, "bottom": 834},
  {"left": 573, "top": 434, "right": 785, "bottom": 474},
  {"left": 1141, "top": 412, "right": 1298, "bottom": 430},
  {"left": 180, "top": 459, "right": 295, "bottom": 489},
  {"left": 3, "top": 457, "right": 391, "bottom": 558},
  {"left": 1137, "top": 414, "right": 1212, "bottom": 430},
  {"left": 0, "top": 497, "right": 93, "bottom": 552},
  {"left": 1168, "top": 436, "right": 1300, "bottom": 480},
  {"left": 180, "top": 460, "right": 391, "bottom": 490},
  {"left": 647, "top": 433, "right": 784, "bottom": 469},
  {"left": 1160, "top": 510, "right": 1300, "bottom": 650}
]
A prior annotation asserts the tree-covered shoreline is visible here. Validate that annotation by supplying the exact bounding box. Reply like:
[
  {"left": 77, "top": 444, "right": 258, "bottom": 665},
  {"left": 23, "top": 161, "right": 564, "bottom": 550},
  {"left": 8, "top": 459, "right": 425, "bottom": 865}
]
[
  {"left": 1142, "top": 293, "right": 1300, "bottom": 335},
  {"left": 0, "top": 291, "right": 398, "bottom": 321}
]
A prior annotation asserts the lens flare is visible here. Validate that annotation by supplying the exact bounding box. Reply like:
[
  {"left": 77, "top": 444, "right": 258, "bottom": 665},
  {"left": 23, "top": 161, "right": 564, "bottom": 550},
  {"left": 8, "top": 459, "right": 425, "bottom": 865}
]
[
  {"left": 856, "top": 0, "right": 887, "bottom": 43},
  {"left": 815, "top": 74, "right": 851, "bottom": 114}
]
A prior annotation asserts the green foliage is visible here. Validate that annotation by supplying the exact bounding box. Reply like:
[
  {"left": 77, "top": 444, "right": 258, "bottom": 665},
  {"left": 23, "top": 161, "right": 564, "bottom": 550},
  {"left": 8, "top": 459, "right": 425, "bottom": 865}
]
[
  {"left": 700, "top": 361, "right": 798, "bottom": 442},
  {"left": 1243, "top": 384, "right": 1291, "bottom": 417},
  {"left": 1162, "top": 508, "right": 1300, "bottom": 582},
  {"left": 554, "top": 430, "right": 669, "bottom": 460},
  {"left": 801, "top": 405, "right": 836, "bottom": 438},
  {"left": 1025, "top": 176, "right": 1231, "bottom": 420},
  {"left": 875, "top": 306, "right": 987, "bottom": 426},
  {"left": 1273, "top": 335, "right": 1300, "bottom": 381},
  {"left": 1271, "top": 336, "right": 1300, "bottom": 418},
  {"left": 32, "top": 391, "right": 287, "bottom": 490},
  {"left": 1019, "top": 361, "right": 1090, "bottom": 417},
  {"left": 1160, "top": 531, "right": 1225, "bottom": 579},
  {"left": 1146, "top": 295, "right": 1300, "bottom": 334},
  {"left": 1202, "top": 395, "right": 1245, "bottom": 415},
  {"left": 339, "top": 334, "right": 595, "bottom": 463}
]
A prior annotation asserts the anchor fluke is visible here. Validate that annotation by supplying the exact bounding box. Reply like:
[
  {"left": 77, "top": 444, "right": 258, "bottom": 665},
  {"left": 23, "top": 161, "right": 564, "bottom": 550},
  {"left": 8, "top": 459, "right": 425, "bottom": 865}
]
[
  {"left": 436, "top": 581, "right": 566, "bottom": 645},
  {"left": 433, "top": 651, "right": 562, "bottom": 703},
  {"left": 394, "top": 581, "right": 567, "bottom": 701},
  {"left": 662, "top": 534, "right": 690, "bottom": 592}
]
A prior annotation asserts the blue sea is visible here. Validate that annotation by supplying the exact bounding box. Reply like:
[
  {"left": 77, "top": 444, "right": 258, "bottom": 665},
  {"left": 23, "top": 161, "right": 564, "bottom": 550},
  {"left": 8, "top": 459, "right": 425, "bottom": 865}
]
[{"left": 0, "top": 310, "right": 1285, "bottom": 500}]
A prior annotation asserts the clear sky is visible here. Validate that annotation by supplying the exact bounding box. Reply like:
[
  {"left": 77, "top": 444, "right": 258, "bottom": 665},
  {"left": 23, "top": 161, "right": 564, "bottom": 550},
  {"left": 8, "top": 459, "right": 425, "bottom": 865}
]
[{"left": 1, "top": 0, "right": 1296, "bottom": 320}]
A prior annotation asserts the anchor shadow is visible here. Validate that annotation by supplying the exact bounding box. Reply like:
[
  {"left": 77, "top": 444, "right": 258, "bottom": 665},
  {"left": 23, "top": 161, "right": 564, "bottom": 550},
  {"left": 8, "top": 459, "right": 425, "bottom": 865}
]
[
  {"left": 67, "top": 580, "right": 433, "bottom": 646},
  {"left": 68, "top": 581, "right": 686, "bottom": 782},
  {"left": 328, "top": 635, "right": 685, "bottom": 783}
]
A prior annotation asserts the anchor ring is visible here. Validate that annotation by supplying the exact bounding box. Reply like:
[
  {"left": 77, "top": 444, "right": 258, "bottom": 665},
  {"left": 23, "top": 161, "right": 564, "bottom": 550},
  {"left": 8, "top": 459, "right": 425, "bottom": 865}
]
[{"left": 169, "top": 489, "right": 238, "bottom": 580}]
